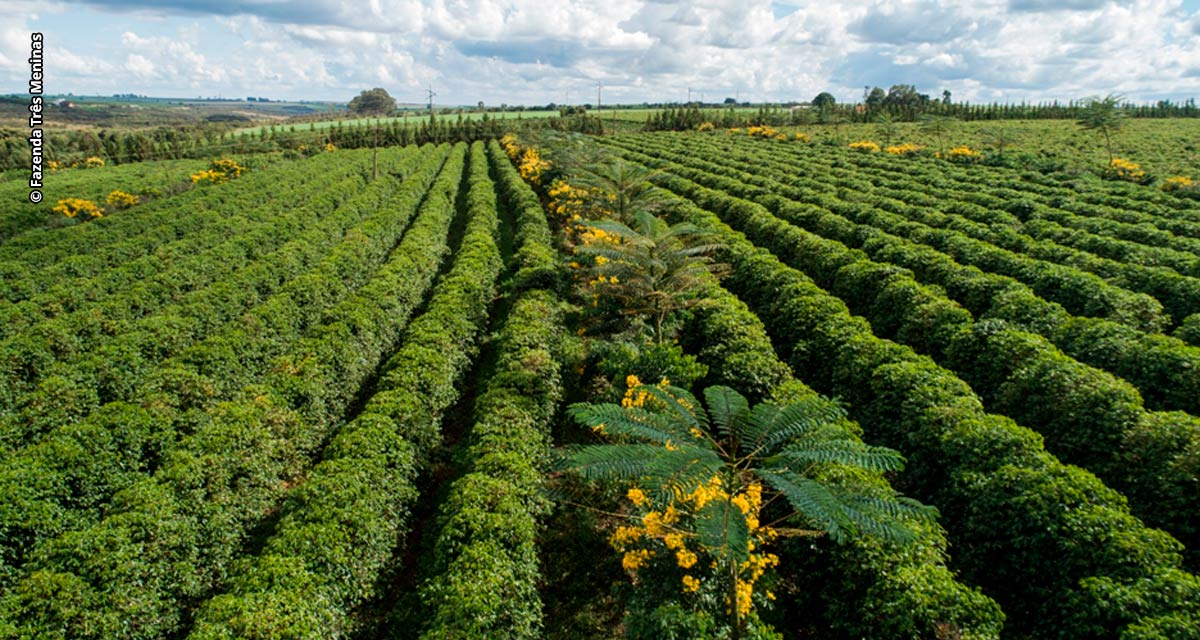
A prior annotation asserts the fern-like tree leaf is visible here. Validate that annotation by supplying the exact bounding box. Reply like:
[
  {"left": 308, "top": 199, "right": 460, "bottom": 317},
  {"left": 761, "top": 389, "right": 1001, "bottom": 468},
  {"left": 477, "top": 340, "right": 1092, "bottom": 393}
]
[
  {"left": 704, "top": 385, "right": 749, "bottom": 441},
  {"left": 767, "top": 439, "right": 906, "bottom": 473}
]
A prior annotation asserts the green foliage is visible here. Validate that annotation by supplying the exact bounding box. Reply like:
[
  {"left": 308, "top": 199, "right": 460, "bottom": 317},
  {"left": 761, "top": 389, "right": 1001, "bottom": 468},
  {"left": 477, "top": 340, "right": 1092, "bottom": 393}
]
[
  {"left": 811, "top": 92, "right": 836, "bottom": 110},
  {"left": 1078, "top": 93, "right": 1127, "bottom": 162},
  {"left": 414, "top": 141, "right": 566, "bottom": 639},
  {"left": 347, "top": 87, "right": 398, "bottom": 115},
  {"left": 918, "top": 114, "right": 958, "bottom": 155},
  {"left": 571, "top": 157, "right": 669, "bottom": 224},
  {"left": 591, "top": 341, "right": 708, "bottom": 399},
  {"left": 577, "top": 210, "right": 726, "bottom": 344}
]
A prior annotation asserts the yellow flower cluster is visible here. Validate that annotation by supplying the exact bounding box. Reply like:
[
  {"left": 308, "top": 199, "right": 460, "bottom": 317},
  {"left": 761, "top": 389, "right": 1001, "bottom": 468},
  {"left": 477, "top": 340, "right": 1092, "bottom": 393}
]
[
  {"left": 548, "top": 179, "right": 591, "bottom": 221},
  {"left": 47, "top": 160, "right": 62, "bottom": 172},
  {"left": 1162, "top": 176, "right": 1194, "bottom": 192},
  {"left": 939, "top": 145, "right": 981, "bottom": 163},
  {"left": 603, "top": 379, "right": 781, "bottom": 614},
  {"left": 518, "top": 147, "right": 550, "bottom": 184},
  {"left": 324, "top": 142, "right": 337, "bottom": 152},
  {"left": 105, "top": 190, "right": 139, "bottom": 208},
  {"left": 696, "top": 121, "right": 715, "bottom": 131},
  {"left": 83, "top": 156, "right": 105, "bottom": 168},
  {"left": 622, "top": 377, "right": 650, "bottom": 409},
  {"left": 192, "top": 158, "right": 247, "bottom": 185},
  {"left": 501, "top": 133, "right": 551, "bottom": 184},
  {"left": 729, "top": 579, "right": 755, "bottom": 618},
  {"left": 212, "top": 158, "right": 246, "bottom": 178},
  {"left": 793, "top": 132, "right": 810, "bottom": 142},
  {"left": 53, "top": 198, "right": 104, "bottom": 220},
  {"left": 1105, "top": 157, "right": 1147, "bottom": 183},
  {"left": 500, "top": 133, "right": 521, "bottom": 159},
  {"left": 745, "top": 125, "right": 780, "bottom": 139},
  {"left": 588, "top": 274, "right": 620, "bottom": 288},
  {"left": 849, "top": 140, "right": 881, "bottom": 153},
  {"left": 579, "top": 226, "right": 619, "bottom": 247},
  {"left": 191, "top": 169, "right": 225, "bottom": 184},
  {"left": 622, "top": 548, "right": 653, "bottom": 572},
  {"left": 885, "top": 143, "right": 923, "bottom": 156}
]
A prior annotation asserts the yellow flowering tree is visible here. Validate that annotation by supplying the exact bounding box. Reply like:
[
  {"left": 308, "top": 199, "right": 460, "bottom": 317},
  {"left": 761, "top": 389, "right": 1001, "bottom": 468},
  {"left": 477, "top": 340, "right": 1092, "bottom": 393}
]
[
  {"left": 564, "top": 382, "right": 934, "bottom": 639},
  {"left": 569, "top": 157, "right": 667, "bottom": 225},
  {"left": 574, "top": 210, "right": 725, "bottom": 344}
]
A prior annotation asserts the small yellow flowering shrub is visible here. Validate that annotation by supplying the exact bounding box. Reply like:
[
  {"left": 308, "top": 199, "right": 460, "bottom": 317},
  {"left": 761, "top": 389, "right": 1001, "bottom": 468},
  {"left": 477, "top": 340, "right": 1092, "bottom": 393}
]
[
  {"left": 53, "top": 198, "right": 104, "bottom": 220},
  {"left": 696, "top": 121, "right": 715, "bottom": 131},
  {"left": 884, "top": 143, "right": 923, "bottom": 156},
  {"left": 849, "top": 141, "right": 881, "bottom": 153},
  {"left": 745, "top": 125, "right": 779, "bottom": 139},
  {"left": 105, "top": 190, "right": 139, "bottom": 208},
  {"left": 945, "top": 145, "right": 981, "bottom": 163},
  {"left": 1162, "top": 176, "right": 1194, "bottom": 192},
  {"left": 1103, "top": 157, "right": 1150, "bottom": 184},
  {"left": 83, "top": 156, "right": 105, "bottom": 168},
  {"left": 192, "top": 158, "right": 247, "bottom": 185}
]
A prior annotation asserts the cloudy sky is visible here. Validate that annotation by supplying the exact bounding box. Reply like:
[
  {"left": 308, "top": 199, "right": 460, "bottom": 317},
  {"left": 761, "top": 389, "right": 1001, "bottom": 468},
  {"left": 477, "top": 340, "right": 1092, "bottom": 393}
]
[{"left": 2, "top": 0, "right": 1198, "bottom": 106}]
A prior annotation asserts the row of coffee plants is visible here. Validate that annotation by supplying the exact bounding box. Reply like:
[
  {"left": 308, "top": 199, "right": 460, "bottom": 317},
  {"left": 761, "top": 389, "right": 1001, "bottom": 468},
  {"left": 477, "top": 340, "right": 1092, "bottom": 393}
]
[
  {"left": 608, "top": 135, "right": 1200, "bottom": 415},
  {"left": 0, "top": 148, "right": 424, "bottom": 455},
  {"left": 408, "top": 140, "right": 566, "bottom": 639},
  {"left": 0, "top": 169, "right": 379, "bottom": 454},
  {"left": 691, "top": 134, "right": 1200, "bottom": 407},
  {"left": 808, "top": 135, "right": 1200, "bottom": 238},
  {"left": 187, "top": 141, "right": 505, "bottom": 640},
  {"left": 0, "top": 145, "right": 463, "bottom": 636},
  {"left": 842, "top": 139, "right": 1200, "bottom": 226},
  {"left": 604, "top": 141, "right": 1200, "bottom": 560},
  {"left": 638, "top": 174, "right": 1200, "bottom": 639}
]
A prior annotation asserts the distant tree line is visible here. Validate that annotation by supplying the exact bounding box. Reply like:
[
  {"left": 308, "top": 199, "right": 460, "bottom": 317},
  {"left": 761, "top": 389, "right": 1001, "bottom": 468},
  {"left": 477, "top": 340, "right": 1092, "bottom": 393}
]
[
  {"left": 643, "top": 85, "right": 1199, "bottom": 131},
  {"left": 0, "top": 112, "right": 606, "bottom": 170}
]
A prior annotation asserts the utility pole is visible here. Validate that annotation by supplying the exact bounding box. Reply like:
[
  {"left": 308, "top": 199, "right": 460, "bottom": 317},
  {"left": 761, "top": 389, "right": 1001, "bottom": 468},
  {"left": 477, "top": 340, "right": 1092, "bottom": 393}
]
[
  {"left": 597, "top": 82, "right": 602, "bottom": 112},
  {"left": 426, "top": 85, "right": 437, "bottom": 114}
]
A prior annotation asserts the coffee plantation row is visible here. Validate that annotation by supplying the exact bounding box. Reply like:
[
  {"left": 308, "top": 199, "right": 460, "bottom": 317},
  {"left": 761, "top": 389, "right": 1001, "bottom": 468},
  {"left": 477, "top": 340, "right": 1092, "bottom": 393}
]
[{"left": 1, "top": 123, "right": 1198, "bottom": 639}]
